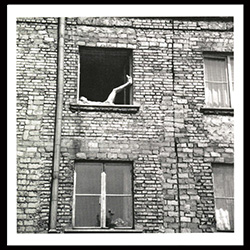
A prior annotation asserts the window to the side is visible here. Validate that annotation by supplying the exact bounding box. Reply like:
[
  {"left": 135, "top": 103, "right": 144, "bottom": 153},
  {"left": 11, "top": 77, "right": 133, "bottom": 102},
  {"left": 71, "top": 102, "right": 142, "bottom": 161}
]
[
  {"left": 78, "top": 47, "right": 133, "bottom": 105},
  {"left": 212, "top": 163, "right": 234, "bottom": 232},
  {"left": 204, "top": 54, "right": 234, "bottom": 108},
  {"left": 73, "top": 161, "right": 133, "bottom": 229}
]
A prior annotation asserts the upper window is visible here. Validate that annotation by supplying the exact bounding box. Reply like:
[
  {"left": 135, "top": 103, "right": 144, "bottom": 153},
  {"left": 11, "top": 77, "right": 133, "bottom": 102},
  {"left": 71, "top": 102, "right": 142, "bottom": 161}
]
[
  {"left": 78, "top": 47, "right": 133, "bottom": 105},
  {"left": 73, "top": 161, "right": 133, "bottom": 229},
  {"left": 204, "top": 54, "right": 234, "bottom": 108},
  {"left": 212, "top": 163, "right": 234, "bottom": 232}
]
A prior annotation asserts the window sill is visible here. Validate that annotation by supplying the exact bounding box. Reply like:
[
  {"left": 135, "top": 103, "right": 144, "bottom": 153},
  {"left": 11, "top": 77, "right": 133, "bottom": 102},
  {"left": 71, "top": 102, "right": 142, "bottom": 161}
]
[
  {"left": 216, "top": 230, "right": 234, "bottom": 233},
  {"left": 64, "top": 228, "right": 143, "bottom": 233},
  {"left": 70, "top": 103, "right": 140, "bottom": 113},
  {"left": 200, "top": 107, "right": 234, "bottom": 116}
]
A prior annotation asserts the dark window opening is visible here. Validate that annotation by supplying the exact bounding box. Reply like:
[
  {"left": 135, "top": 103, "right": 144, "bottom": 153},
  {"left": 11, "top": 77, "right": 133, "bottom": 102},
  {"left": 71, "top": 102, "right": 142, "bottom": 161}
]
[{"left": 79, "top": 47, "right": 132, "bottom": 105}]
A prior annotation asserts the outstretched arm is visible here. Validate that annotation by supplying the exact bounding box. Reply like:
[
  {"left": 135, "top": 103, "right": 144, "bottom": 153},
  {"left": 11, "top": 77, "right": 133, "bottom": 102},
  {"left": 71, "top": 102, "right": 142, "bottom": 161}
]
[{"left": 105, "top": 75, "right": 132, "bottom": 104}]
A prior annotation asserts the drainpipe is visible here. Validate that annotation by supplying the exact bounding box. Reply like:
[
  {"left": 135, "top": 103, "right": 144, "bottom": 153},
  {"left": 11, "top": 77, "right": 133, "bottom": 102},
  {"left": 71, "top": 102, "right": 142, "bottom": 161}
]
[{"left": 49, "top": 17, "right": 65, "bottom": 233}]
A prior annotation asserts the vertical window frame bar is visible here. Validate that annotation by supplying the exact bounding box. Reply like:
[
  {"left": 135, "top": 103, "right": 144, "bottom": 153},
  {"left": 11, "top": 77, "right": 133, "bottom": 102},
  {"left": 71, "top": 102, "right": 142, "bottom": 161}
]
[
  {"left": 72, "top": 170, "right": 77, "bottom": 228},
  {"left": 129, "top": 51, "right": 133, "bottom": 105},
  {"left": 77, "top": 46, "right": 81, "bottom": 101},
  {"left": 100, "top": 171, "right": 106, "bottom": 228},
  {"left": 227, "top": 56, "right": 234, "bottom": 108}
]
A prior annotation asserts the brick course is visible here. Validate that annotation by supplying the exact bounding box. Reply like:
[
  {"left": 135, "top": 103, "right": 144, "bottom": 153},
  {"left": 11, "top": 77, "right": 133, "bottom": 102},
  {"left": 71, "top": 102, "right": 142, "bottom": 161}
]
[{"left": 16, "top": 17, "right": 234, "bottom": 233}]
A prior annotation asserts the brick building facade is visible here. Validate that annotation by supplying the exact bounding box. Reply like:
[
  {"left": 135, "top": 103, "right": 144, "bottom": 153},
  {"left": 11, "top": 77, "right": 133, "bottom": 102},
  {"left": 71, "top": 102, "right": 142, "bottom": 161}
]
[{"left": 16, "top": 17, "right": 234, "bottom": 233}]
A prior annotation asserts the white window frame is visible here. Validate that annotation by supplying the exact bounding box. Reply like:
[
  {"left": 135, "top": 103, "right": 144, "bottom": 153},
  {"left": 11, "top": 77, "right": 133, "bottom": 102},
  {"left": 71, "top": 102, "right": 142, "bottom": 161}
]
[
  {"left": 204, "top": 54, "right": 234, "bottom": 108},
  {"left": 72, "top": 161, "right": 133, "bottom": 229}
]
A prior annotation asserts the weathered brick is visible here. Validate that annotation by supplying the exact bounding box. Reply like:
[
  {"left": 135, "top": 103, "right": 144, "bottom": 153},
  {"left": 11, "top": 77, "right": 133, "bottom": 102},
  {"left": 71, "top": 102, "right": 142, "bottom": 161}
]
[{"left": 16, "top": 16, "right": 233, "bottom": 234}]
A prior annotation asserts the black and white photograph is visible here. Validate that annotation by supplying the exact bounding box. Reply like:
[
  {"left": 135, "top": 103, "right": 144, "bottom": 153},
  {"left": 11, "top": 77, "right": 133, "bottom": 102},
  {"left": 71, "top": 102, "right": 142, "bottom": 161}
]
[{"left": 7, "top": 4, "right": 244, "bottom": 246}]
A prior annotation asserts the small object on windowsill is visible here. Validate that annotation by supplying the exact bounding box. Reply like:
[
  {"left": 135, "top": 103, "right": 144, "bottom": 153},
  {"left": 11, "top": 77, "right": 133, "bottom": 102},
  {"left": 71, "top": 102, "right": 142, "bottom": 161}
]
[{"left": 200, "top": 107, "right": 234, "bottom": 116}]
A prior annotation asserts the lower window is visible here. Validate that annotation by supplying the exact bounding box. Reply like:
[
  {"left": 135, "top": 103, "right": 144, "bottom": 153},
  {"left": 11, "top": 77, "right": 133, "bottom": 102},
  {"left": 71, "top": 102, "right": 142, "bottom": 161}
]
[
  {"left": 73, "top": 161, "right": 133, "bottom": 229},
  {"left": 212, "top": 163, "right": 234, "bottom": 231}
]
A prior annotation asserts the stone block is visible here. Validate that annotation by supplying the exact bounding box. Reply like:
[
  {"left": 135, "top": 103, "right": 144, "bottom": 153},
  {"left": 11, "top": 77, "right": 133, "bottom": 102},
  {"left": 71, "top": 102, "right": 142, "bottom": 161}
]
[{"left": 211, "top": 152, "right": 221, "bottom": 157}]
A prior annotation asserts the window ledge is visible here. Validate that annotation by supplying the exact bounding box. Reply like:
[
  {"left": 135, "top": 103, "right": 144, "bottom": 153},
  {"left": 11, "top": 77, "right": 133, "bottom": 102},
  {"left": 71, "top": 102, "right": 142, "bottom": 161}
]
[
  {"left": 64, "top": 228, "right": 143, "bottom": 233},
  {"left": 216, "top": 230, "right": 234, "bottom": 233},
  {"left": 70, "top": 103, "right": 140, "bottom": 113},
  {"left": 200, "top": 107, "right": 234, "bottom": 116}
]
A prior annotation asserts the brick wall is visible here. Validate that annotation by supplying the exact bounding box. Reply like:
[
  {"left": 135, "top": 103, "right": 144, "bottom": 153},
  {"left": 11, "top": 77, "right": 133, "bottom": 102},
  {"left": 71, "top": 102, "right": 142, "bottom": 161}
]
[
  {"left": 16, "top": 18, "right": 58, "bottom": 232},
  {"left": 16, "top": 17, "right": 234, "bottom": 233}
]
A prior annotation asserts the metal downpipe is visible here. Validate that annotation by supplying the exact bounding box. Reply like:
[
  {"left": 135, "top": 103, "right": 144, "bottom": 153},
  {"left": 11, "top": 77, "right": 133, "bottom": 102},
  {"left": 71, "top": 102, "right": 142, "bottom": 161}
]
[{"left": 49, "top": 17, "right": 65, "bottom": 233}]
